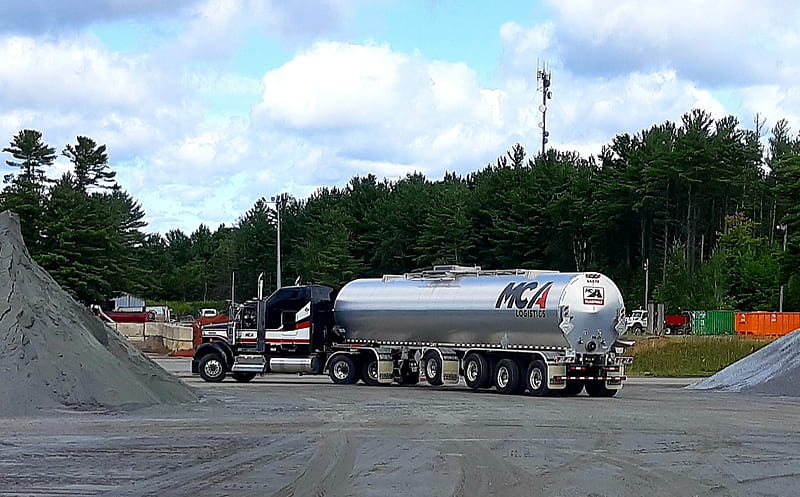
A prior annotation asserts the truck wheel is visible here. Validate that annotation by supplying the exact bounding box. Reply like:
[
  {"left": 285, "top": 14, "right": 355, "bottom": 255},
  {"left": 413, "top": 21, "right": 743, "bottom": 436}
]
[
  {"left": 232, "top": 372, "right": 256, "bottom": 383},
  {"left": 329, "top": 355, "right": 359, "bottom": 384},
  {"left": 198, "top": 353, "right": 227, "bottom": 382},
  {"left": 423, "top": 351, "right": 444, "bottom": 386},
  {"left": 585, "top": 380, "right": 618, "bottom": 398},
  {"left": 494, "top": 359, "right": 520, "bottom": 394},
  {"left": 632, "top": 323, "right": 643, "bottom": 335},
  {"left": 463, "top": 353, "right": 489, "bottom": 390},
  {"left": 560, "top": 380, "right": 584, "bottom": 396},
  {"left": 525, "top": 360, "right": 551, "bottom": 396},
  {"left": 361, "top": 357, "right": 382, "bottom": 386}
]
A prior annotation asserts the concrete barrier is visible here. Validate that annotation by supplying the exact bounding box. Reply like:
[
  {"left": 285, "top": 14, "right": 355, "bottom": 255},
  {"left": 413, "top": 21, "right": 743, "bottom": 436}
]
[{"left": 112, "top": 322, "right": 194, "bottom": 354}]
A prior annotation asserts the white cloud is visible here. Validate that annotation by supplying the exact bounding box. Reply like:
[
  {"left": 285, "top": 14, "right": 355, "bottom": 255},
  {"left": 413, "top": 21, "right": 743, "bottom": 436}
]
[
  {"left": 545, "top": 0, "right": 800, "bottom": 87},
  {"left": 0, "top": 0, "right": 199, "bottom": 34},
  {"left": 0, "top": 37, "right": 152, "bottom": 112},
  {"left": 3, "top": 1, "right": 800, "bottom": 235},
  {"left": 254, "top": 41, "right": 513, "bottom": 171}
]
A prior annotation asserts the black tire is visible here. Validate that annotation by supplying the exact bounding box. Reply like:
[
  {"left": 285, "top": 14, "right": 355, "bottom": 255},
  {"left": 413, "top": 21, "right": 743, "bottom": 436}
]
[
  {"left": 328, "top": 355, "right": 359, "bottom": 384},
  {"left": 494, "top": 358, "right": 520, "bottom": 394},
  {"left": 585, "top": 380, "right": 619, "bottom": 397},
  {"left": 198, "top": 353, "right": 227, "bottom": 382},
  {"left": 632, "top": 323, "right": 643, "bottom": 335},
  {"left": 423, "top": 350, "right": 444, "bottom": 386},
  {"left": 361, "top": 357, "right": 382, "bottom": 386},
  {"left": 560, "top": 380, "right": 584, "bottom": 396},
  {"left": 525, "top": 360, "right": 551, "bottom": 397},
  {"left": 232, "top": 372, "right": 256, "bottom": 383},
  {"left": 463, "top": 353, "right": 490, "bottom": 390}
]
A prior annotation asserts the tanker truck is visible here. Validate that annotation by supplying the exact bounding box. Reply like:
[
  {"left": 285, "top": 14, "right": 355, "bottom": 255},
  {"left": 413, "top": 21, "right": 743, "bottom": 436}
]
[{"left": 192, "top": 266, "right": 632, "bottom": 397}]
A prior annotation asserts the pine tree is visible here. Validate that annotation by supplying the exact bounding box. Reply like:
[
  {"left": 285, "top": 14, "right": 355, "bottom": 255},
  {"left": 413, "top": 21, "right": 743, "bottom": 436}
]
[
  {"left": 62, "top": 136, "right": 116, "bottom": 191},
  {"left": 1, "top": 129, "right": 56, "bottom": 252}
]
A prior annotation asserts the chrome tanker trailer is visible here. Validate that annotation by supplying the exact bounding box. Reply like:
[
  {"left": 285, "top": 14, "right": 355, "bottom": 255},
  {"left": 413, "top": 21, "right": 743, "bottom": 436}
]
[{"left": 192, "top": 266, "right": 632, "bottom": 397}]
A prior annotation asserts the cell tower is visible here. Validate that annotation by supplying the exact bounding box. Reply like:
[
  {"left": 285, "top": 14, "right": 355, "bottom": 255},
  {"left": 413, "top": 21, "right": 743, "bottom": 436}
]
[{"left": 537, "top": 65, "right": 552, "bottom": 155}]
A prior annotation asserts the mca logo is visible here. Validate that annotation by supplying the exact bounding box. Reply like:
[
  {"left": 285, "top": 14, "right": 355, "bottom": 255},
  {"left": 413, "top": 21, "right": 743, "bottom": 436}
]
[{"left": 495, "top": 282, "right": 553, "bottom": 309}]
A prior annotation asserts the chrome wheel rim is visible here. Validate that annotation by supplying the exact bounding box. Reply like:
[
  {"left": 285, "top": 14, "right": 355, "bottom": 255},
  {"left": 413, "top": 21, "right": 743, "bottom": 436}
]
[
  {"left": 204, "top": 359, "right": 222, "bottom": 378},
  {"left": 497, "top": 367, "right": 509, "bottom": 388},
  {"left": 333, "top": 361, "right": 350, "bottom": 380},
  {"left": 466, "top": 361, "right": 478, "bottom": 383},
  {"left": 529, "top": 368, "right": 543, "bottom": 390},
  {"left": 367, "top": 361, "right": 378, "bottom": 380},
  {"left": 426, "top": 358, "right": 438, "bottom": 379}
]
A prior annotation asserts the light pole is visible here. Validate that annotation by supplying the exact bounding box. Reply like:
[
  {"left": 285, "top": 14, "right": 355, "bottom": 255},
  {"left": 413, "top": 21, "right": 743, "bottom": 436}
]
[
  {"left": 270, "top": 193, "right": 293, "bottom": 290},
  {"left": 777, "top": 224, "right": 788, "bottom": 312},
  {"left": 643, "top": 258, "right": 649, "bottom": 311}
]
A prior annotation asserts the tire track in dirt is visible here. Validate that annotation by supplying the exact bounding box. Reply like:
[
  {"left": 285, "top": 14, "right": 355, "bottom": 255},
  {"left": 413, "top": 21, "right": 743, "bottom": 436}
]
[
  {"left": 443, "top": 441, "right": 541, "bottom": 497},
  {"left": 270, "top": 432, "right": 356, "bottom": 497},
  {"left": 525, "top": 431, "right": 732, "bottom": 497},
  {"left": 101, "top": 434, "right": 307, "bottom": 497}
]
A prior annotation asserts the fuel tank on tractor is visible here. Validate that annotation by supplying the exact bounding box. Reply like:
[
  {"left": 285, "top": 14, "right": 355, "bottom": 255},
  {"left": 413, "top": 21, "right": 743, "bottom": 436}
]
[{"left": 333, "top": 267, "right": 627, "bottom": 355}]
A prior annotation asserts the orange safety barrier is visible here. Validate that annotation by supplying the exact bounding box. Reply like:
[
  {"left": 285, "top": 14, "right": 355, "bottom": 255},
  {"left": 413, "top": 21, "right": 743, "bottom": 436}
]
[{"left": 735, "top": 312, "right": 800, "bottom": 337}]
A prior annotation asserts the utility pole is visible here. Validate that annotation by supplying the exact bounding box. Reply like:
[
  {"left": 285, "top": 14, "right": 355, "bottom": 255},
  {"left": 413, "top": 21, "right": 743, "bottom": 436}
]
[
  {"left": 537, "top": 65, "right": 552, "bottom": 155},
  {"left": 778, "top": 224, "right": 788, "bottom": 312},
  {"left": 644, "top": 258, "right": 650, "bottom": 311}
]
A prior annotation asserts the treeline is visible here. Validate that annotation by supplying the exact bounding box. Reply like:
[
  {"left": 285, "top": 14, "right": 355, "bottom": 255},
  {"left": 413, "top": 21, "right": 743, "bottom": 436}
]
[
  {"left": 1, "top": 130, "right": 146, "bottom": 305},
  {"left": 2, "top": 109, "right": 799, "bottom": 313}
]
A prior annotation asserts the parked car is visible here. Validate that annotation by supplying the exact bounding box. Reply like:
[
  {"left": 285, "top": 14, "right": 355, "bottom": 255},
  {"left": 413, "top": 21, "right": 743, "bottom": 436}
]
[
  {"left": 626, "top": 309, "right": 648, "bottom": 334},
  {"left": 199, "top": 308, "right": 218, "bottom": 318}
]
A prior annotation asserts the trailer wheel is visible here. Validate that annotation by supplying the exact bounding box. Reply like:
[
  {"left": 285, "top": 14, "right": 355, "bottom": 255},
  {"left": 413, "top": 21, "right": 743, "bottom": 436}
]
[
  {"left": 525, "top": 360, "right": 550, "bottom": 397},
  {"left": 232, "top": 372, "right": 256, "bottom": 383},
  {"left": 423, "top": 351, "right": 444, "bottom": 386},
  {"left": 494, "top": 359, "right": 520, "bottom": 394},
  {"left": 361, "top": 357, "right": 382, "bottom": 386},
  {"left": 198, "top": 353, "right": 227, "bottom": 382},
  {"left": 585, "top": 380, "right": 618, "bottom": 397},
  {"left": 560, "top": 380, "right": 584, "bottom": 396},
  {"left": 463, "top": 353, "right": 489, "bottom": 390},
  {"left": 329, "top": 355, "right": 359, "bottom": 384}
]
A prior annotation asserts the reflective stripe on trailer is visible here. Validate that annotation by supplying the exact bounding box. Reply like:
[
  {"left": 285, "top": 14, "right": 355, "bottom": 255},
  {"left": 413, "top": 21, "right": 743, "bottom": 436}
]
[
  {"left": 344, "top": 338, "right": 567, "bottom": 351},
  {"left": 554, "top": 376, "right": 627, "bottom": 381},
  {"left": 239, "top": 338, "right": 310, "bottom": 344}
]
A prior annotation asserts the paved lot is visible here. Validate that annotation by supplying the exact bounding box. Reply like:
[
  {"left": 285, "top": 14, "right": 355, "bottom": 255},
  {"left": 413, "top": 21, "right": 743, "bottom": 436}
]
[{"left": 1, "top": 356, "right": 799, "bottom": 497}]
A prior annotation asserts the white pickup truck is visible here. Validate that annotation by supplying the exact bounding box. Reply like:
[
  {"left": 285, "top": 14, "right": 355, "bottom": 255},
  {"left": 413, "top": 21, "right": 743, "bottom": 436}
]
[
  {"left": 626, "top": 309, "right": 648, "bottom": 334},
  {"left": 199, "top": 308, "right": 218, "bottom": 318}
]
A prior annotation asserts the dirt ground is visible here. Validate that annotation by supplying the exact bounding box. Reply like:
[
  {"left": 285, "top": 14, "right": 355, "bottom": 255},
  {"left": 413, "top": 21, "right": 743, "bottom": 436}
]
[{"left": 2, "top": 358, "right": 799, "bottom": 497}]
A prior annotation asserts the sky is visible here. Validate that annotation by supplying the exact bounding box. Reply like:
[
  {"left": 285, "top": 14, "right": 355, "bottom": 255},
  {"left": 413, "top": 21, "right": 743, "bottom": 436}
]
[{"left": 1, "top": 0, "right": 799, "bottom": 234}]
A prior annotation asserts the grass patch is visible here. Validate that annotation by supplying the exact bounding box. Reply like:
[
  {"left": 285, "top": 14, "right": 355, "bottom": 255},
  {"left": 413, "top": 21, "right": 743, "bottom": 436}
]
[{"left": 626, "top": 336, "right": 774, "bottom": 377}]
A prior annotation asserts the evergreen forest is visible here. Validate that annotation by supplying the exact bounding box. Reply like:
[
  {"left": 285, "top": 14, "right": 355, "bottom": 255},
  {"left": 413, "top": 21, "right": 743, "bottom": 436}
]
[{"left": 2, "top": 109, "right": 799, "bottom": 313}]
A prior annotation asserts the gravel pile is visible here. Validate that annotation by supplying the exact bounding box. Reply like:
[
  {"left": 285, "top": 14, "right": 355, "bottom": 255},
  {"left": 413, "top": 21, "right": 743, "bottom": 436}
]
[
  {"left": 0, "top": 211, "right": 199, "bottom": 416},
  {"left": 687, "top": 330, "right": 800, "bottom": 396}
]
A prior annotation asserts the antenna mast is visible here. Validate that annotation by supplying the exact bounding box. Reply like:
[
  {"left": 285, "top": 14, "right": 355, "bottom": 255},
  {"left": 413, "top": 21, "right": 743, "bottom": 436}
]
[{"left": 537, "top": 65, "right": 552, "bottom": 155}]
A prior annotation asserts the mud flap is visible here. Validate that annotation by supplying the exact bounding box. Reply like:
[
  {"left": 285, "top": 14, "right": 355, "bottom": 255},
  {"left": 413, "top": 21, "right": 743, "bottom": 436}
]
[
  {"left": 605, "top": 366, "right": 625, "bottom": 390},
  {"left": 376, "top": 350, "right": 394, "bottom": 384},
  {"left": 440, "top": 349, "right": 460, "bottom": 385},
  {"left": 547, "top": 364, "right": 566, "bottom": 390}
]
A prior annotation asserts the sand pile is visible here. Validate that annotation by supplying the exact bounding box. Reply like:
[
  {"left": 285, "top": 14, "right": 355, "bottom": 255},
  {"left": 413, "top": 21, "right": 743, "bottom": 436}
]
[
  {"left": 0, "top": 211, "right": 199, "bottom": 415},
  {"left": 688, "top": 330, "right": 800, "bottom": 396}
]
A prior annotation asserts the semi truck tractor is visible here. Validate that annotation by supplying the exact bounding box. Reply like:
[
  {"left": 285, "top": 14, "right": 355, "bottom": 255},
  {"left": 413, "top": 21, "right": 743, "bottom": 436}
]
[{"left": 192, "top": 266, "right": 632, "bottom": 397}]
